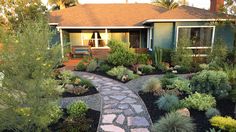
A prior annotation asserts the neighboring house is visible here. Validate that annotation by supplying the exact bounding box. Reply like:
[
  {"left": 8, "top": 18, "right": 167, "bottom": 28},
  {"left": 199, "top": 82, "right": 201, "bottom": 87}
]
[{"left": 49, "top": 3, "right": 235, "bottom": 58}]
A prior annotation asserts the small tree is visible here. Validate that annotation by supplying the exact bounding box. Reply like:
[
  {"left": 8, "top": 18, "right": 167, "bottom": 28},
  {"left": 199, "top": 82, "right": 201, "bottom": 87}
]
[
  {"left": 0, "top": 18, "right": 62, "bottom": 131},
  {"left": 171, "top": 38, "right": 193, "bottom": 69}
]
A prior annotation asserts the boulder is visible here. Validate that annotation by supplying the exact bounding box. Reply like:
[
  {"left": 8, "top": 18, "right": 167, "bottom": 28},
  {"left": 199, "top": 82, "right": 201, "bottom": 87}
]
[{"left": 176, "top": 108, "right": 190, "bottom": 117}]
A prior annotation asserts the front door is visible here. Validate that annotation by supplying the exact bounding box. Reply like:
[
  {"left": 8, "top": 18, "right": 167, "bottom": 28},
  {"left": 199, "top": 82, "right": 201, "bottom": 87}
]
[{"left": 129, "top": 31, "right": 140, "bottom": 48}]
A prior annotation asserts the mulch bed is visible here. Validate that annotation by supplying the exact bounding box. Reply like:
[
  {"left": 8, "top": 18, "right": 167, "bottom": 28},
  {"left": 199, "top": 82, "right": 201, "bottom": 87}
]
[
  {"left": 139, "top": 91, "right": 235, "bottom": 132},
  {"left": 61, "top": 87, "right": 99, "bottom": 98},
  {"left": 49, "top": 109, "right": 100, "bottom": 132}
]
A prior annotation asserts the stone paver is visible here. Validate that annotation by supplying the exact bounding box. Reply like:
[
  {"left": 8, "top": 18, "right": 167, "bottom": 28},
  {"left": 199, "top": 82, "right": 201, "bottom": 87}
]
[
  {"left": 102, "top": 114, "right": 117, "bottom": 123},
  {"left": 74, "top": 72, "right": 152, "bottom": 132},
  {"left": 101, "top": 125, "right": 125, "bottom": 132},
  {"left": 131, "top": 128, "right": 150, "bottom": 132}
]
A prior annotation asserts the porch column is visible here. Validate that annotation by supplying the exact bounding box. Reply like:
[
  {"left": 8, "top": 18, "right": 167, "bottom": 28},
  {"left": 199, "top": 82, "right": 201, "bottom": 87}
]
[
  {"left": 95, "top": 32, "right": 98, "bottom": 47},
  {"left": 59, "top": 29, "right": 64, "bottom": 58},
  {"left": 147, "top": 28, "right": 150, "bottom": 50},
  {"left": 105, "top": 28, "right": 108, "bottom": 45}
]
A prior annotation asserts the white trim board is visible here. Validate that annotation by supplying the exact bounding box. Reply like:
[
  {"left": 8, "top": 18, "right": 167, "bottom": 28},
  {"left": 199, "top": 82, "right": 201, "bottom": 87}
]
[
  {"left": 143, "top": 19, "right": 235, "bottom": 24},
  {"left": 49, "top": 23, "right": 59, "bottom": 25},
  {"left": 56, "top": 26, "right": 151, "bottom": 29}
]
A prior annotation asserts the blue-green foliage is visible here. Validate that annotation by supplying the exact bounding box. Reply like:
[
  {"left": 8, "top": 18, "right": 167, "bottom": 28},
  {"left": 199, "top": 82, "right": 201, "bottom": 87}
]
[
  {"left": 205, "top": 108, "right": 221, "bottom": 119},
  {"left": 155, "top": 94, "right": 180, "bottom": 111},
  {"left": 152, "top": 112, "right": 196, "bottom": 132},
  {"left": 190, "top": 70, "right": 231, "bottom": 98}
]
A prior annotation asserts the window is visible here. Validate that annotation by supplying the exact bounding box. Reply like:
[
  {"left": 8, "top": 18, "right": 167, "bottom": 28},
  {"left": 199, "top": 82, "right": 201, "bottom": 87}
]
[{"left": 177, "top": 26, "right": 215, "bottom": 56}]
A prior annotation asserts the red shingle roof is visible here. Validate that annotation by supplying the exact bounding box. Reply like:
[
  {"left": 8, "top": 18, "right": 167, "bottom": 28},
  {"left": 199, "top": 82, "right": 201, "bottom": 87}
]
[
  {"left": 157, "top": 5, "right": 232, "bottom": 20},
  {"left": 49, "top": 4, "right": 235, "bottom": 27},
  {"left": 49, "top": 4, "right": 167, "bottom": 27}
]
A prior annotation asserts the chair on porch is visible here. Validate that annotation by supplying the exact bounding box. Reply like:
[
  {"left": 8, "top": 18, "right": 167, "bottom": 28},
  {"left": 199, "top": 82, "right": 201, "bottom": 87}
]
[{"left": 71, "top": 45, "right": 91, "bottom": 58}]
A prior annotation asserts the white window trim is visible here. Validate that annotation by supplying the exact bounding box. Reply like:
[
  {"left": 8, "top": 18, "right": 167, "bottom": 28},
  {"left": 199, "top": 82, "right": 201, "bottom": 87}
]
[
  {"left": 146, "top": 27, "right": 153, "bottom": 51},
  {"left": 176, "top": 25, "right": 215, "bottom": 49},
  {"left": 175, "top": 25, "right": 215, "bottom": 57}
]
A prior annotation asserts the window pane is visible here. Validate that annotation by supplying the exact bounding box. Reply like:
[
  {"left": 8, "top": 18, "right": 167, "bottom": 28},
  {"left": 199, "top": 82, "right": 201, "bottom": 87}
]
[{"left": 178, "top": 27, "right": 213, "bottom": 47}]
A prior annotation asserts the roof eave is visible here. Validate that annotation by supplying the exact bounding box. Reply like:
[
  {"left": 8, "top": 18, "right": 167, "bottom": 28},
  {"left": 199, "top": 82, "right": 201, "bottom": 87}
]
[
  {"left": 56, "top": 26, "right": 151, "bottom": 29},
  {"left": 143, "top": 19, "right": 236, "bottom": 24}
]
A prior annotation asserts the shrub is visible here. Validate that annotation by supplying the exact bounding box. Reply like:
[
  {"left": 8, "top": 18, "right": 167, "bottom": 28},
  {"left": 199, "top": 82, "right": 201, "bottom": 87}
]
[
  {"left": 106, "top": 66, "right": 138, "bottom": 81},
  {"left": 199, "top": 63, "right": 210, "bottom": 70},
  {"left": 210, "top": 116, "right": 236, "bottom": 132},
  {"left": 205, "top": 108, "right": 221, "bottom": 119},
  {"left": 138, "top": 64, "right": 155, "bottom": 74},
  {"left": 76, "top": 62, "right": 87, "bottom": 71},
  {"left": 170, "top": 78, "right": 192, "bottom": 94},
  {"left": 155, "top": 62, "right": 168, "bottom": 72},
  {"left": 67, "top": 101, "right": 88, "bottom": 118},
  {"left": 152, "top": 112, "right": 196, "bottom": 132},
  {"left": 175, "top": 65, "right": 191, "bottom": 74},
  {"left": 208, "top": 39, "right": 228, "bottom": 66},
  {"left": 86, "top": 59, "right": 97, "bottom": 72},
  {"left": 190, "top": 70, "right": 232, "bottom": 98},
  {"left": 181, "top": 92, "right": 216, "bottom": 111},
  {"left": 160, "top": 73, "right": 178, "bottom": 89},
  {"left": 135, "top": 54, "right": 149, "bottom": 64},
  {"left": 47, "top": 103, "right": 63, "bottom": 124},
  {"left": 78, "top": 77, "right": 94, "bottom": 88},
  {"left": 59, "top": 70, "right": 74, "bottom": 84},
  {"left": 107, "top": 40, "right": 136, "bottom": 66},
  {"left": 155, "top": 94, "right": 180, "bottom": 111},
  {"left": 142, "top": 78, "right": 164, "bottom": 95},
  {"left": 171, "top": 38, "right": 193, "bottom": 69},
  {"left": 223, "top": 64, "right": 236, "bottom": 86},
  {"left": 98, "top": 63, "right": 112, "bottom": 72}
]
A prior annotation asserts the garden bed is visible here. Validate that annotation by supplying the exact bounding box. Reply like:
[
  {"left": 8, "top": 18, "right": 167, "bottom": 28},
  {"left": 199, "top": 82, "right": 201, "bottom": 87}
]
[
  {"left": 61, "top": 87, "right": 98, "bottom": 98},
  {"left": 139, "top": 91, "right": 235, "bottom": 132},
  {"left": 49, "top": 108, "right": 100, "bottom": 132}
]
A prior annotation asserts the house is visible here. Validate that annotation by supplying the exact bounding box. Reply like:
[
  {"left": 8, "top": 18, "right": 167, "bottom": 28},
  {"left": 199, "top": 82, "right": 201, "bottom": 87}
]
[{"left": 49, "top": 1, "right": 236, "bottom": 58}]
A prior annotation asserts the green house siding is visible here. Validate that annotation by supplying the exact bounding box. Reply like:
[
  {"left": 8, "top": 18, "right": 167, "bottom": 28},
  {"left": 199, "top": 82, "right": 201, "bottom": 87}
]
[
  {"left": 153, "top": 21, "right": 235, "bottom": 50},
  {"left": 215, "top": 24, "right": 235, "bottom": 49},
  {"left": 153, "top": 23, "right": 175, "bottom": 49}
]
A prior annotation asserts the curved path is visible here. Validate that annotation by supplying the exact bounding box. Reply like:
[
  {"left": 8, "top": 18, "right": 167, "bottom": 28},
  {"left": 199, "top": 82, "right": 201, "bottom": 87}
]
[{"left": 74, "top": 72, "right": 152, "bottom": 132}]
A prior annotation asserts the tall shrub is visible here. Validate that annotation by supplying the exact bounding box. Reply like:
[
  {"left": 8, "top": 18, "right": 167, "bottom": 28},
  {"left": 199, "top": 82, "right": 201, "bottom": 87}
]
[
  {"left": 208, "top": 39, "right": 228, "bottom": 66},
  {"left": 107, "top": 40, "right": 136, "bottom": 66},
  {"left": 171, "top": 38, "right": 193, "bottom": 69},
  {"left": 0, "top": 19, "right": 62, "bottom": 131}
]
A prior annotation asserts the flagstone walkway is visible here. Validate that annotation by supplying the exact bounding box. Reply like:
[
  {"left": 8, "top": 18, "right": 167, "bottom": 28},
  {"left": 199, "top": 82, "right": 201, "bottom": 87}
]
[{"left": 74, "top": 72, "right": 152, "bottom": 132}]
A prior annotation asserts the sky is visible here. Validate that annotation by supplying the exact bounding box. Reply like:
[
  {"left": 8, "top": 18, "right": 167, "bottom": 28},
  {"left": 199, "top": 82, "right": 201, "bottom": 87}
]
[{"left": 41, "top": 0, "right": 210, "bottom": 9}]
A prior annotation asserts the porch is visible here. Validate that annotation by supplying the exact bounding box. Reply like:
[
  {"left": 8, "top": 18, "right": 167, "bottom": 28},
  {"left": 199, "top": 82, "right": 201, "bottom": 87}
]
[{"left": 58, "top": 27, "right": 152, "bottom": 58}]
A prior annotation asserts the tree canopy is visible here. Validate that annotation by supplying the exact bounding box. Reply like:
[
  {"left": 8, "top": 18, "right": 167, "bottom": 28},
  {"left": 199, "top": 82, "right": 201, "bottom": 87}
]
[
  {"left": 48, "top": 0, "right": 78, "bottom": 10},
  {"left": 152, "top": 0, "right": 179, "bottom": 9}
]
